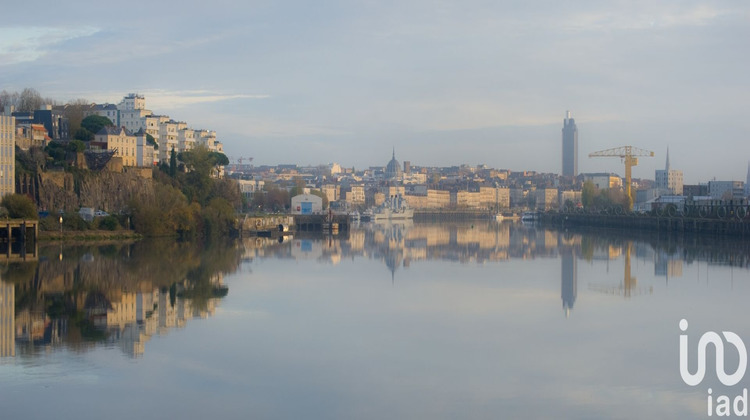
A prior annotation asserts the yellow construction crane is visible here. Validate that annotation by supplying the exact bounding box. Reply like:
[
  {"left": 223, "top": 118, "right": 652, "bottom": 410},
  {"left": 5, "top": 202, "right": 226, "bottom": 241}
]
[{"left": 589, "top": 146, "right": 654, "bottom": 210}]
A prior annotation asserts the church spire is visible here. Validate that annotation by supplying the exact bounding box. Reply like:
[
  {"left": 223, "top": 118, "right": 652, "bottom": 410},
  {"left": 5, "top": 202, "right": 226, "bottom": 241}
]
[
  {"left": 392, "top": 147, "right": 395, "bottom": 160},
  {"left": 665, "top": 147, "right": 670, "bottom": 171}
]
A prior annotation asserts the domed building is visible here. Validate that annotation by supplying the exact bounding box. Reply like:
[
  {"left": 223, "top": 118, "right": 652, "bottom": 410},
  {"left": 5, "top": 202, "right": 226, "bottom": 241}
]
[{"left": 385, "top": 148, "right": 402, "bottom": 180}]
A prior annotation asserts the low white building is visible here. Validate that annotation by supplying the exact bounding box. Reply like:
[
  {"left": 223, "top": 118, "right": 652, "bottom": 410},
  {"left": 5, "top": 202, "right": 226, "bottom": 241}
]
[{"left": 291, "top": 194, "right": 323, "bottom": 215}]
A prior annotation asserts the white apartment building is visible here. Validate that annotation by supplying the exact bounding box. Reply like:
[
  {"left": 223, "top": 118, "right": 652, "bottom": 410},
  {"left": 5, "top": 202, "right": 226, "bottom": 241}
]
[
  {"left": 178, "top": 127, "right": 196, "bottom": 152},
  {"left": 85, "top": 95, "right": 225, "bottom": 163},
  {"left": 0, "top": 116, "right": 16, "bottom": 198},
  {"left": 83, "top": 104, "right": 120, "bottom": 125},
  {"left": 136, "top": 130, "right": 156, "bottom": 167},
  {"left": 158, "top": 120, "right": 182, "bottom": 160}
]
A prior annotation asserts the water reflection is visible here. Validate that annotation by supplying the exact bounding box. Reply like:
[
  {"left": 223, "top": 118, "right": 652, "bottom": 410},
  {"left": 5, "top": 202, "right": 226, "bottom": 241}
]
[
  {"left": 0, "top": 239, "right": 241, "bottom": 358},
  {"left": 241, "top": 221, "right": 750, "bottom": 317}
]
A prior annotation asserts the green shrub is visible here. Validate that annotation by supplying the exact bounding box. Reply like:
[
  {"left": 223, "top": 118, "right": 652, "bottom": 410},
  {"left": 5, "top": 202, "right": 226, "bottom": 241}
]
[
  {"left": 1, "top": 194, "right": 38, "bottom": 219},
  {"left": 98, "top": 215, "right": 119, "bottom": 231}
]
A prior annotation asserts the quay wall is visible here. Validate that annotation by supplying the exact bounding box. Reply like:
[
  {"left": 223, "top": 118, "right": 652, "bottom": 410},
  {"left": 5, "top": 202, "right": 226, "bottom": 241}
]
[{"left": 540, "top": 212, "right": 750, "bottom": 238}]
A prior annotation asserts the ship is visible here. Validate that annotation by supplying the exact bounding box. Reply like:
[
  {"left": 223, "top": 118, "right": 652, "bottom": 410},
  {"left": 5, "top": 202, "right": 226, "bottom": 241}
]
[{"left": 372, "top": 194, "right": 414, "bottom": 221}]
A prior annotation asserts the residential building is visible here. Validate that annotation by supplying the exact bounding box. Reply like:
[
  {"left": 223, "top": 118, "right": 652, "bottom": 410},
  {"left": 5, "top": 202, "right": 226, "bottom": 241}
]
[
  {"left": 345, "top": 185, "right": 365, "bottom": 204},
  {"left": 135, "top": 130, "right": 155, "bottom": 167},
  {"left": 683, "top": 184, "right": 709, "bottom": 198},
  {"left": 708, "top": 180, "right": 745, "bottom": 200},
  {"left": 238, "top": 179, "right": 265, "bottom": 202},
  {"left": 84, "top": 103, "right": 120, "bottom": 125},
  {"left": 0, "top": 116, "right": 15, "bottom": 198},
  {"left": 158, "top": 120, "right": 183, "bottom": 160},
  {"left": 33, "top": 106, "right": 68, "bottom": 140},
  {"left": 654, "top": 148, "right": 683, "bottom": 195},
  {"left": 562, "top": 111, "right": 578, "bottom": 177},
  {"left": 321, "top": 184, "right": 339, "bottom": 202},
  {"left": 94, "top": 126, "right": 137, "bottom": 167},
  {"left": 479, "top": 186, "right": 510, "bottom": 210},
  {"left": 177, "top": 127, "right": 196, "bottom": 152},
  {"left": 15, "top": 123, "right": 48, "bottom": 149},
  {"left": 536, "top": 188, "right": 559, "bottom": 211},
  {"left": 584, "top": 173, "right": 622, "bottom": 190}
]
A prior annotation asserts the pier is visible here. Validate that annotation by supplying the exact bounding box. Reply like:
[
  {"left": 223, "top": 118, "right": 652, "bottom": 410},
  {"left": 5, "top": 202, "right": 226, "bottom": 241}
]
[
  {"left": 294, "top": 214, "right": 351, "bottom": 233},
  {"left": 239, "top": 214, "right": 352, "bottom": 236},
  {"left": 0, "top": 219, "right": 38, "bottom": 262}
]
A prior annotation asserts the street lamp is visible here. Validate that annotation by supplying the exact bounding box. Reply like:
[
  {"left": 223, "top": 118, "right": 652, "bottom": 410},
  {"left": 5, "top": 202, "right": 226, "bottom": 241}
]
[{"left": 59, "top": 215, "right": 63, "bottom": 237}]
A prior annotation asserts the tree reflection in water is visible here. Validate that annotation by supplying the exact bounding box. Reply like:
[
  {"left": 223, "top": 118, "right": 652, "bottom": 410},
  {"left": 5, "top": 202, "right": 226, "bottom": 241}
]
[{"left": 1, "top": 238, "right": 241, "bottom": 357}]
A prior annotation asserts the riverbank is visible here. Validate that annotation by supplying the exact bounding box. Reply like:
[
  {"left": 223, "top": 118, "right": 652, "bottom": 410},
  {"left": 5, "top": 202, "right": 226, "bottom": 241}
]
[
  {"left": 39, "top": 229, "right": 143, "bottom": 241},
  {"left": 540, "top": 212, "right": 750, "bottom": 238}
]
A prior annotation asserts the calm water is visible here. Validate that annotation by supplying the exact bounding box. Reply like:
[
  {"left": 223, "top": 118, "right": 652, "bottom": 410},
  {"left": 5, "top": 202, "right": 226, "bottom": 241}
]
[{"left": 1, "top": 222, "right": 750, "bottom": 419}]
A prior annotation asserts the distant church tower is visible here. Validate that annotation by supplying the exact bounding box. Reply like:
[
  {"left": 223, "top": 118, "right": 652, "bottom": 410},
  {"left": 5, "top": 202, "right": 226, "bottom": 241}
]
[{"left": 562, "top": 111, "right": 578, "bottom": 177}]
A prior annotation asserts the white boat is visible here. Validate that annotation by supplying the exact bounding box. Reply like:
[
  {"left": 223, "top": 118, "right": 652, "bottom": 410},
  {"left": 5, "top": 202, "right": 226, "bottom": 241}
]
[
  {"left": 494, "top": 213, "right": 504, "bottom": 222},
  {"left": 521, "top": 211, "right": 539, "bottom": 222},
  {"left": 372, "top": 194, "right": 414, "bottom": 221}
]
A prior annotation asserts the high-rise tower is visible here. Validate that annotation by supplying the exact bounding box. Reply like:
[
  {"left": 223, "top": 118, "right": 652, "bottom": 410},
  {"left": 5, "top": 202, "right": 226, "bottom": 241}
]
[{"left": 562, "top": 111, "right": 578, "bottom": 177}]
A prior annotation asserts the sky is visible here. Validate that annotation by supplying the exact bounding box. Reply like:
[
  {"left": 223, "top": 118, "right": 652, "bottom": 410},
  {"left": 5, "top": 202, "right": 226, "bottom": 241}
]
[{"left": 0, "top": 0, "right": 748, "bottom": 184}]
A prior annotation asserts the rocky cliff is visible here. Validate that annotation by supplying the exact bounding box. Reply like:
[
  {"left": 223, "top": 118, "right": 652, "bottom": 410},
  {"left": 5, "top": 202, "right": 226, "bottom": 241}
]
[{"left": 19, "top": 169, "right": 156, "bottom": 214}]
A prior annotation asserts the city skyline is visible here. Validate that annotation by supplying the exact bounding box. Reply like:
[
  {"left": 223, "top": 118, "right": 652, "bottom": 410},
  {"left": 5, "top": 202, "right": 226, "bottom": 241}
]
[{"left": 1, "top": 1, "right": 748, "bottom": 184}]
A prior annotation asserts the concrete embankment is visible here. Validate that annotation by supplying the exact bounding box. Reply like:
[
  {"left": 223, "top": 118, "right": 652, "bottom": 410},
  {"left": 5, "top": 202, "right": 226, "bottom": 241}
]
[
  {"left": 414, "top": 210, "right": 494, "bottom": 222},
  {"left": 540, "top": 212, "right": 750, "bottom": 238}
]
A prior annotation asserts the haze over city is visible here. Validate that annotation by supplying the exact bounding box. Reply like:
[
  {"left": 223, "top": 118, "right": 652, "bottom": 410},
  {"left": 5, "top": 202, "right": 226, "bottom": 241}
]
[{"left": 1, "top": 0, "right": 748, "bottom": 184}]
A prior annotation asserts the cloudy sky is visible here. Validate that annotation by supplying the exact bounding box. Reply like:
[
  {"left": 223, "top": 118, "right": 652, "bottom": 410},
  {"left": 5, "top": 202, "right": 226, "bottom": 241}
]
[{"left": 1, "top": 0, "right": 748, "bottom": 183}]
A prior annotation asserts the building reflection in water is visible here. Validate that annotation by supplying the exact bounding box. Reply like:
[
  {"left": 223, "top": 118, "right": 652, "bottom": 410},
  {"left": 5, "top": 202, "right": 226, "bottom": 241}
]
[
  {"left": 561, "top": 250, "right": 577, "bottom": 318},
  {"left": 244, "top": 220, "right": 750, "bottom": 319},
  {"left": 0, "top": 240, "right": 239, "bottom": 359},
  {"left": 0, "top": 279, "right": 14, "bottom": 357}
]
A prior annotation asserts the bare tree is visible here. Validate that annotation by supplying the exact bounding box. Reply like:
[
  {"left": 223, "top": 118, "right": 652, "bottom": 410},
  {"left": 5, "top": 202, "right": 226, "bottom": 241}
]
[
  {"left": 18, "top": 88, "right": 43, "bottom": 112},
  {"left": 0, "top": 90, "right": 20, "bottom": 113},
  {"left": 64, "top": 98, "right": 91, "bottom": 134}
]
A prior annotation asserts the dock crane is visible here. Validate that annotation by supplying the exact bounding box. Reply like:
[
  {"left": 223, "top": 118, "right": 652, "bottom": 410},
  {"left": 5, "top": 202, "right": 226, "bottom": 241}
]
[{"left": 588, "top": 146, "right": 654, "bottom": 210}]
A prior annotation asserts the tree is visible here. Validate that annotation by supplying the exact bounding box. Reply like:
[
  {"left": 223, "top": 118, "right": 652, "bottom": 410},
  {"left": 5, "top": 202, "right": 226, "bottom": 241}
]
[
  {"left": 146, "top": 133, "right": 158, "bottom": 150},
  {"left": 582, "top": 180, "right": 596, "bottom": 209},
  {"left": 67, "top": 140, "right": 86, "bottom": 153},
  {"left": 80, "top": 115, "right": 113, "bottom": 135},
  {"left": 18, "top": 88, "right": 43, "bottom": 112},
  {"left": 1, "top": 194, "right": 38, "bottom": 219},
  {"left": 310, "top": 189, "right": 329, "bottom": 209},
  {"left": 63, "top": 99, "right": 91, "bottom": 135},
  {"left": 209, "top": 178, "right": 242, "bottom": 210},
  {"left": 169, "top": 148, "right": 177, "bottom": 178},
  {"left": 74, "top": 127, "right": 94, "bottom": 142},
  {"left": 289, "top": 177, "right": 306, "bottom": 197},
  {"left": 210, "top": 152, "right": 229, "bottom": 166}
]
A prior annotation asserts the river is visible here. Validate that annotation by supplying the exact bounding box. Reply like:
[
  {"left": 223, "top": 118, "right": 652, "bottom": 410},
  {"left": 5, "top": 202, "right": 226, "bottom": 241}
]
[{"left": 1, "top": 221, "right": 749, "bottom": 419}]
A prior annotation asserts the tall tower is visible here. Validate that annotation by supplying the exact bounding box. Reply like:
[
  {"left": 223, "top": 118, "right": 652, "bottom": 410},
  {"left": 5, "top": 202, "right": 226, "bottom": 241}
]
[{"left": 562, "top": 111, "right": 578, "bottom": 177}]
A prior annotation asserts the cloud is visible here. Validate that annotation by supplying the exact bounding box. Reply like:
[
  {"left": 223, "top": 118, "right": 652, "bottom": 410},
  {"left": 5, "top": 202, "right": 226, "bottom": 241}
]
[
  {"left": 0, "top": 26, "right": 99, "bottom": 65},
  {"left": 140, "top": 90, "right": 271, "bottom": 109},
  {"left": 559, "top": 4, "right": 736, "bottom": 32}
]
